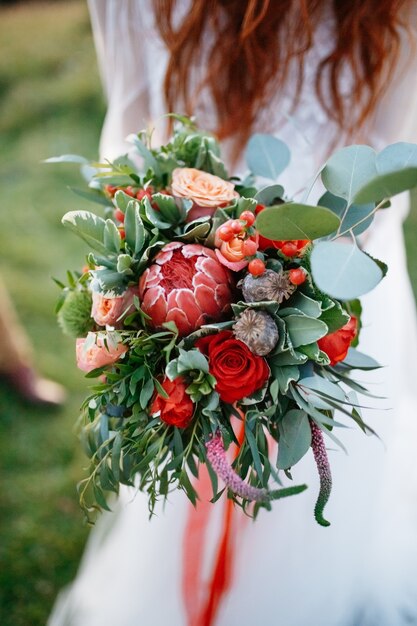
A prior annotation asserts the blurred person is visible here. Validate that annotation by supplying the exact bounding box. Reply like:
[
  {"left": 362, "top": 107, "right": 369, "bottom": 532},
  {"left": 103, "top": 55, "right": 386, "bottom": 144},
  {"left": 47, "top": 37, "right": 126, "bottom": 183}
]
[
  {"left": 49, "top": 1, "right": 417, "bottom": 625},
  {"left": 0, "top": 275, "right": 66, "bottom": 407}
]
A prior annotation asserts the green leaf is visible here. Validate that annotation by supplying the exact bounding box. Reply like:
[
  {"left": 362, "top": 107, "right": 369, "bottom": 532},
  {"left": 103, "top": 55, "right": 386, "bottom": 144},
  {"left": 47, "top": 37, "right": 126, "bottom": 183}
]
[
  {"left": 44, "top": 154, "right": 89, "bottom": 164},
  {"left": 284, "top": 315, "right": 328, "bottom": 348},
  {"left": 318, "top": 299, "right": 350, "bottom": 334},
  {"left": 62, "top": 211, "right": 108, "bottom": 254},
  {"left": 104, "top": 219, "right": 122, "bottom": 253},
  {"left": 321, "top": 145, "right": 377, "bottom": 206},
  {"left": 255, "top": 203, "right": 340, "bottom": 240},
  {"left": 245, "top": 134, "right": 290, "bottom": 180},
  {"left": 124, "top": 200, "right": 146, "bottom": 255},
  {"left": 127, "top": 133, "right": 162, "bottom": 177},
  {"left": 143, "top": 196, "right": 172, "bottom": 229},
  {"left": 254, "top": 184, "right": 284, "bottom": 206},
  {"left": 270, "top": 365, "right": 299, "bottom": 394},
  {"left": 318, "top": 191, "right": 374, "bottom": 236},
  {"left": 342, "top": 348, "right": 381, "bottom": 370},
  {"left": 69, "top": 187, "right": 110, "bottom": 207},
  {"left": 297, "top": 375, "right": 345, "bottom": 410},
  {"left": 140, "top": 378, "right": 155, "bottom": 409},
  {"left": 310, "top": 241, "right": 383, "bottom": 300},
  {"left": 111, "top": 431, "right": 123, "bottom": 481},
  {"left": 245, "top": 425, "right": 263, "bottom": 480},
  {"left": 277, "top": 409, "right": 311, "bottom": 470},
  {"left": 353, "top": 142, "right": 417, "bottom": 203}
]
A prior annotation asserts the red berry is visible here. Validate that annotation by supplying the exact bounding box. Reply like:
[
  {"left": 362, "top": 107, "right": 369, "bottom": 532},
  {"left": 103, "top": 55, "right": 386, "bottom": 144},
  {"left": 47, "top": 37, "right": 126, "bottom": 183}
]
[
  {"left": 136, "top": 188, "right": 152, "bottom": 200},
  {"left": 240, "top": 210, "right": 255, "bottom": 226},
  {"left": 281, "top": 242, "right": 298, "bottom": 257},
  {"left": 105, "top": 185, "right": 117, "bottom": 197},
  {"left": 125, "top": 186, "right": 136, "bottom": 197},
  {"left": 218, "top": 225, "right": 235, "bottom": 242},
  {"left": 289, "top": 268, "right": 307, "bottom": 285},
  {"left": 118, "top": 227, "right": 126, "bottom": 240},
  {"left": 248, "top": 259, "right": 266, "bottom": 276},
  {"left": 255, "top": 204, "right": 265, "bottom": 215},
  {"left": 230, "top": 219, "right": 244, "bottom": 234},
  {"left": 114, "top": 208, "right": 125, "bottom": 223},
  {"left": 242, "top": 239, "right": 258, "bottom": 256}
]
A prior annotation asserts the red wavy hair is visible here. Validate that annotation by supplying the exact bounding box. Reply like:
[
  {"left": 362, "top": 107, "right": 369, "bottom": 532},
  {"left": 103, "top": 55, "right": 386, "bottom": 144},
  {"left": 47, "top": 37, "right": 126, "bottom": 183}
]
[{"left": 153, "top": 0, "right": 410, "bottom": 149}]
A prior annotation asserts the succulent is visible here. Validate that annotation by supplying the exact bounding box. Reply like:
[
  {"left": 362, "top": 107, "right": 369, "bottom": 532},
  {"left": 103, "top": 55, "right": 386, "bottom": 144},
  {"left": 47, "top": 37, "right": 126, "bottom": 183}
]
[
  {"left": 233, "top": 309, "right": 278, "bottom": 356},
  {"left": 240, "top": 269, "right": 295, "bottom": 304}
]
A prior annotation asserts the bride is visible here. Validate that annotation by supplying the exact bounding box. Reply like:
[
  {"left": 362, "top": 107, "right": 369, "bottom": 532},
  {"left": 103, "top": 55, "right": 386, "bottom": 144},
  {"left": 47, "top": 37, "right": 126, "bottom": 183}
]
[{"left": 49, "top": 1, "right": 417, "bottom": 625}]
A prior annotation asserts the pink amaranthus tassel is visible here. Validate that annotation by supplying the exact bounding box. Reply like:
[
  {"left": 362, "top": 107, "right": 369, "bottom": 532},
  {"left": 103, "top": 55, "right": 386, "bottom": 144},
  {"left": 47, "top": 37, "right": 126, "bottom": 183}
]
[
  {"left": 205, "top": 432, "right": 268, "bottom": 502},
  {"left": 310, "top": 420, "right": 332, "bottom": 527}
]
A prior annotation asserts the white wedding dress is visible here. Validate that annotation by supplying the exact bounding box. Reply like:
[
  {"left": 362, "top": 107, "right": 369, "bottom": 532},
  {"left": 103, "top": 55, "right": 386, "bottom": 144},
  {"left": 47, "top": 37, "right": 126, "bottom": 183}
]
[{"left": 49, "top": 2, "right": 417, "bottom": 625}]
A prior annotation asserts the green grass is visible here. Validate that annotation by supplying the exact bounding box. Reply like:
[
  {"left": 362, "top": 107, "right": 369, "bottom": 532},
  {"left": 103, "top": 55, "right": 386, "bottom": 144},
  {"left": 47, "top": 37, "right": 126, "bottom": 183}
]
[
  {"left": 0, "top": 2, "right": 105, "bottom": 625},
  {"left": 0, "top": 2, "right": 416, "bottom": 626}
]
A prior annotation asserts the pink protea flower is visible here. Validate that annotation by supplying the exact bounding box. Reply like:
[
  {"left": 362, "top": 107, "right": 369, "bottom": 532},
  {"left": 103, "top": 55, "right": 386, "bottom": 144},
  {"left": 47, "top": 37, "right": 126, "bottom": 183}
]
[
  {"left": 139, "top": 242, "right": 234, "bottom": 336},
  {"left": 206, "top": 432, "right": 268, "bottom": 502}
]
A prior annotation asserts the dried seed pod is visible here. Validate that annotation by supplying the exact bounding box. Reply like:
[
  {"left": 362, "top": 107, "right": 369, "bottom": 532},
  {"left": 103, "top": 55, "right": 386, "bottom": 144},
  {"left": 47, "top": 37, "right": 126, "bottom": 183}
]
[
  {"left": 233, "top": 309, "right": 279, "bottom": 356},
  {"left": 240, "top": 269, "right": 295, "bottom": 304}
]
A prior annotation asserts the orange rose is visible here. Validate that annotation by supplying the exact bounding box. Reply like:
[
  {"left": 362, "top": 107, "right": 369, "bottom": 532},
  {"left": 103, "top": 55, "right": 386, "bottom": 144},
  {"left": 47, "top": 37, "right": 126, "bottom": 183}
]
[
  {"left": 76, "top": 332, "right": 127, "bottom": 373},
  {"left": 171, "top": 168, "right": 239, "bottom": 208}
]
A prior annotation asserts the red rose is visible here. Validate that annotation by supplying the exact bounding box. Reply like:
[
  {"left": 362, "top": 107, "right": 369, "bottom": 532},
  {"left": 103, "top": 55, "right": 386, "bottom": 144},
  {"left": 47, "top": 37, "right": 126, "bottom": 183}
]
[
  {"left": 317, "top": 316, "right": 357, "bottom": 366},
  {"left": 195, "top": 330, "right": 270, "bottom": 404},
  {"left": 150, "top": 377, "right": 194, "bottom": 428}
]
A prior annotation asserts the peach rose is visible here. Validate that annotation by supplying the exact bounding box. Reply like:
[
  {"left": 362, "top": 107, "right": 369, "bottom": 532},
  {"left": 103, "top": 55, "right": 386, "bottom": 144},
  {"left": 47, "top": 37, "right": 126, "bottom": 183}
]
[
  {"left": 91, "top": 287, "right": 139, "bottom": 327},
  {"left": 171, "top": 168, "right": 239, "bottom": 211},
  {"left": 76, "top": 333, "right": 127, "bottom": 373}
]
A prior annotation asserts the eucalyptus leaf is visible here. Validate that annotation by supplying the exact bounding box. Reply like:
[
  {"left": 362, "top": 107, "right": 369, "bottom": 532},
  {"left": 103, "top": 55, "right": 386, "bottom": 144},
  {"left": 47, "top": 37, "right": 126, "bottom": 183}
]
[
  {"left": 342, "top": 348, "right": 381, "bottom": 370},
  {"left": 254, "top": 184, "right": 285, "bottom": 206},
  {"left": 255, "top": 204, "right": 340, "bottom": 240},
  {"left": 318, "top": 191, "right": 374, "bottom": 236},
  {"left": 310, "top": 241, "right": 383, "bottom": 300},
  {"left": 321, "top": 145, "right": 377, "bottom": 206},
  {"left": 353, "top": 142, "right": 417, "bottom": 203},
  {"left": 277, "top": 410, "right": 311, "bottom": 470},
  {"left": 245, "top": 134, "right": 290, "bottom": 180}
]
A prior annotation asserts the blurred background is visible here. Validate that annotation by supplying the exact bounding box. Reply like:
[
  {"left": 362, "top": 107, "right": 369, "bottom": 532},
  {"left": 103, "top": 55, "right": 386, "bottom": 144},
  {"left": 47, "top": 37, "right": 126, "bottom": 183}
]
[{"left": 0, "top": 1, "right": 416, "bottom": 625}]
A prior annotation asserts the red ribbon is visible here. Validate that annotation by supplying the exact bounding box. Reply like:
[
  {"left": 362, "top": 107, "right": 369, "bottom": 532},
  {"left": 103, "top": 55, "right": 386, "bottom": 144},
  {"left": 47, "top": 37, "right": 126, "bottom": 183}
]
[{"left": 182, "top": 417, "right": 246, "bottom": 626}]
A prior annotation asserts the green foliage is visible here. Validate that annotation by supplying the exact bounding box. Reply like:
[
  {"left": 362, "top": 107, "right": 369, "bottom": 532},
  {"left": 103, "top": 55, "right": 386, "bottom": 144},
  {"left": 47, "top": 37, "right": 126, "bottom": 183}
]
[
  {"left": 245, "top": 133, "right": 291, "bottom": 180},
  {"left": 255, "top": 203, "right": 340, "bottom": 240},
  {"left": 310, "top": 241, "right": 384, "bottom": 300}
]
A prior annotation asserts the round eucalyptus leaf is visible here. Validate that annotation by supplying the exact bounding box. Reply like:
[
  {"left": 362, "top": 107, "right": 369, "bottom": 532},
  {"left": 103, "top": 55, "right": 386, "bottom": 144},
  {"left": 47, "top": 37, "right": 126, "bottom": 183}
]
[
  {"left": 254, "top": 184, "right": 285, "bottom": 206},
  {"left": 318, "top": 191, "right": 374, "bottom": 236},
  {"left": 245, "top": 134, "right": 290, "bottom": 180},
  {"left": 255, "top": 203, "right": 340, "bottom": 240},
  {"left": 321, "top": 145, "right": 377, "bottom": 205},
  {"left": 277, "top": 410, "right": 312, "bottom": 470},
  {"left": 311, "top": 241, "right": 383, "bottom": 300}
]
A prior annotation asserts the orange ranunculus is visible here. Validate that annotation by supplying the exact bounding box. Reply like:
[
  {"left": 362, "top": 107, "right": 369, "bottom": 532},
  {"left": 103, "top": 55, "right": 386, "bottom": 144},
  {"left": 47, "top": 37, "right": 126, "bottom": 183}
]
[
  {"left": 317, "top": 317, "right": 358, "bottom": 366},
  {"left": 91, "top": 286, "right": 139, "bottom": 327},
  {"left": 150, "top": 376, "right": 194, "bottom": 428},
  {"left": 171, "top": 167, "right": 239, "bottom": 209}
]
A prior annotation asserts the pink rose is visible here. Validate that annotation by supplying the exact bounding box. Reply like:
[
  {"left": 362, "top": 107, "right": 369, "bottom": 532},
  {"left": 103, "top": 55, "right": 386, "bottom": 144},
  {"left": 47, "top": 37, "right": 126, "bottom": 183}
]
[
  {"left": 91, "top": 286, "right": 139, "bottom": 327},
  {"left": 76, "top": 333, "right": 127, "bottom": 373}
]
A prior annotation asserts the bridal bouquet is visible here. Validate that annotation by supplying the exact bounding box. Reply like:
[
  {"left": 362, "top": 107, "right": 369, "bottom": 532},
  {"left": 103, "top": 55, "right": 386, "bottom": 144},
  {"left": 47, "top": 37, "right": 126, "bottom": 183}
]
[{"left": 51, "top": 116, "right": 417, "bottom": 525}]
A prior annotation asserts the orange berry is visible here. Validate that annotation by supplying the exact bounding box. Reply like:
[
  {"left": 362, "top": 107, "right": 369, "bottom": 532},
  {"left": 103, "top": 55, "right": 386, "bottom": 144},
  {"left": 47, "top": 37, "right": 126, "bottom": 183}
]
[
  {"left": 248, "top": 259, "right": 266, "bottom": 276},
  {"left": 289, "top": 268, "right": 307, "bottom": 285},
  {"left": 218, "top": 225, "right": 235, "bottom": 242},
  {"left": 114, "top": 208, "right": 125, "bottom": 223},
  {"left": 281, "top": 242, "right": 298, "bottom": 257},
  {"left": 230, "top": 219, "right": 244, "bottom": 234},
  {"left": 240, "top": 210, "right": 255, "bottom": 226}
]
